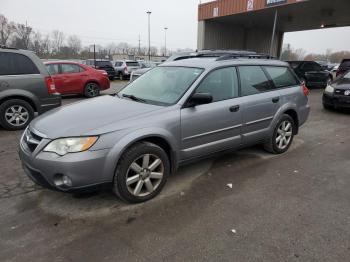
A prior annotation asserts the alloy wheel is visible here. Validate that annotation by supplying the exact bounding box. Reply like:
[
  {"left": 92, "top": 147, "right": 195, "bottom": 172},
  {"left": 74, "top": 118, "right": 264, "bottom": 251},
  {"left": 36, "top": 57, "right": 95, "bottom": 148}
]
[
  {"left": 276, "top": 120, "right": 293, "bottom": 150},
  {"left": 126, "top": 154, "right": 164, "bottom": 197},
  {"left": 5, "top": 105, "right": 29, "bottom": 127},
  {"left": 86, "top": 83, "right": 99, "bottom": 97}
]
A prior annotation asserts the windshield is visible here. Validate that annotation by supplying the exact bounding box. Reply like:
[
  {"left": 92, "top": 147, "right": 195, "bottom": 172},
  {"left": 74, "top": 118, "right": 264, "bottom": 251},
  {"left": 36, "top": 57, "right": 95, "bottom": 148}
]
[
  {"left": 343, "top": 71, "right": 350, "bottom": 79},
  {"left": 119, "top": 66, "right": 203, "bottom": 106}
]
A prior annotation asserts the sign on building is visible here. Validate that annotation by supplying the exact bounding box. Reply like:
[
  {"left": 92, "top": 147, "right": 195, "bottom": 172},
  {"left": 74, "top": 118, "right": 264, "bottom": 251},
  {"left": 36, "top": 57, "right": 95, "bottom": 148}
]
[
  {"left": 247, "top": 0, "right": 254, "bottom": 11},
  {"left": 266, "top": 0, "right": 287, "bottom": 6},
  {"left": 213, "top": 7, "right": 219, "bottom": 17}
]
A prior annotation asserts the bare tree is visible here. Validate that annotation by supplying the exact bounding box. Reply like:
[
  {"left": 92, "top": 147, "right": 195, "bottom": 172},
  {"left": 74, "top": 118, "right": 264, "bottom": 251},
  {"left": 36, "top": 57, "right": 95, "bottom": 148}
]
[
  {"left": 0, "top": 14, "right": 15, "bottom": 46},
  {"left": 67, "top": 35, "right": 82, "bottom": 56},
  {"left": 51, "top": 30, "right": 65, "bottom": 55},
  {"left": 30, "top": 31, "right": 45, "bottom": 56}
]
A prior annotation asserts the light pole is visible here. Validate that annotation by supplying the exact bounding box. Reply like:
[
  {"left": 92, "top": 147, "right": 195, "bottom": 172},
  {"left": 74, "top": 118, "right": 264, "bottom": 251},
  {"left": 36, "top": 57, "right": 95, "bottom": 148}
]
[
  {"left": 147, "top": 11, "right": 152, "bottom": 61},
  {"left": 164, "top": 27, "right": 168, "bottom": 57}
]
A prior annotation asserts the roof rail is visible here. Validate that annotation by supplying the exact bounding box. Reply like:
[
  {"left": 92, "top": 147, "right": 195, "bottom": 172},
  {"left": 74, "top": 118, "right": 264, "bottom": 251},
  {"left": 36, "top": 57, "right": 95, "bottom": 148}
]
[{"left": 215, "top": 53, "right": 274, "bottom": 61}]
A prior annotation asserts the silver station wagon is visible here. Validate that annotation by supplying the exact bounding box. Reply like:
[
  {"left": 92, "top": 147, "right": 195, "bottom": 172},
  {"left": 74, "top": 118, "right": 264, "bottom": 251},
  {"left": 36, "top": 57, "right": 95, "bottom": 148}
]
[{"left": 20, "top": 54, "right": 310, "bottom": 203}]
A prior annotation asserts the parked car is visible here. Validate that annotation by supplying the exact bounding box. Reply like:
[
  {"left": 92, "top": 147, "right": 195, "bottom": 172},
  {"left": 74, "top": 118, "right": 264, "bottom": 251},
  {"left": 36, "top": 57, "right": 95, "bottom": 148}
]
[
  {"left": 113, "top": 60, "right": 140, "bottom": 80},
  {"left": 45, "top": 61, "right": 110, "bottom": 98},
  {"left": 130, "top": 50, "right": 260, "bottom": 81},
  {"left": 336, "top": 59, "right": 350, "bottom": 78},
  {"left": 0, "top": 46, "right": 61, "bottom": 130},
  {"left": 323, "top": 70, "right": 350, "bottom": 110},
  {"left": 83, "top": 59, "right": 116, "bottom": 80},
  {"left": 288, "top": 61, "right": 333, "bottom": 88},
  {"left": 19, "top": 55, "right": 310, "bottom": 203},
  {"left": 130, "top": 61, "right": 157, "bottom": 82}
]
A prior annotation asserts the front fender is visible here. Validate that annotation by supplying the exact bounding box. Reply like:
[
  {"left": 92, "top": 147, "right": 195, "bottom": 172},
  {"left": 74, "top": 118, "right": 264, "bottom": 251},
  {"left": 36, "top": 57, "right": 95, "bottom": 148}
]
[{"left": 101, "top": 127, "right": 179, "bottom": 182}]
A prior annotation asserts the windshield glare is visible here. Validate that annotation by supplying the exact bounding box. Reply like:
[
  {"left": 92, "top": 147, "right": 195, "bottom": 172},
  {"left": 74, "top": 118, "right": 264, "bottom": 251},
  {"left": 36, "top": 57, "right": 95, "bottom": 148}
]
[
  {"left": 119, "top": 66, "right": 203, "bottom": 105},
  {"left": 343, "top": 71, "right": 350, "bottom": 79}
]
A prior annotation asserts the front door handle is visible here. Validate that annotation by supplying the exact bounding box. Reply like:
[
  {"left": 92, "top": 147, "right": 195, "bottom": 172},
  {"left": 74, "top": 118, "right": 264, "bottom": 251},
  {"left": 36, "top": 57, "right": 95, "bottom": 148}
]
[
  {"left": 272, "top": 97, "right": 280, "bottom": 103},
  {"left": 229, "top": 105, "right": 240, "bottom": 112}
]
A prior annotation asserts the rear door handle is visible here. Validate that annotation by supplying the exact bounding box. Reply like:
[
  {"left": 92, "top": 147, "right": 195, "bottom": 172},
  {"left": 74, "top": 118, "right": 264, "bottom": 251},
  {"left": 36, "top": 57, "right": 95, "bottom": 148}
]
[
  {"left": 272, "top": 97, "right": 280, "bottom": 103},
  {"left": 229, "top": 105, "right": 240, "bottom": 112}
]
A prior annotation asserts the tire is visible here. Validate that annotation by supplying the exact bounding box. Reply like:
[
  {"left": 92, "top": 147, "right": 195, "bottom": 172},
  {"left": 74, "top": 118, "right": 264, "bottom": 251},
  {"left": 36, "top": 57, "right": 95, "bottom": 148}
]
[
  {"left": 0, "top": 99, "right": 34, "bottom": 131},
  {"left": 113, "top": 142, "right": 170, "bottom": 203},
  {"left": 264, "top": 114, "right": 295, "bottom": 154},
  {"left": 84, "top": 82, "right": 100, "bottom": 98},
  {"left": 120, "top": 73, "right": 125, "bottom": 81}
]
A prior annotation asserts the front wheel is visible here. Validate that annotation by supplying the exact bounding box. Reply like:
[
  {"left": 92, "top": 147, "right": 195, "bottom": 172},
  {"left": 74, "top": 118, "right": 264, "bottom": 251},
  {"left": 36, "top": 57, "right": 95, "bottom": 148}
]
[
  {"left": 113, "top": 142, "right": 170, "bottom": 203},
  {"left": 264, "top": 114, "right": 295, "bottom": 154}
]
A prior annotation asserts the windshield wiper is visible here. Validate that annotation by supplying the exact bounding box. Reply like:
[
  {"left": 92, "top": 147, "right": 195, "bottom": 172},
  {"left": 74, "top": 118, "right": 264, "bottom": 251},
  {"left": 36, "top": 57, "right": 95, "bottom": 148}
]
[{"left": 122, "top": 94, "right": 146, "bottom": 103}]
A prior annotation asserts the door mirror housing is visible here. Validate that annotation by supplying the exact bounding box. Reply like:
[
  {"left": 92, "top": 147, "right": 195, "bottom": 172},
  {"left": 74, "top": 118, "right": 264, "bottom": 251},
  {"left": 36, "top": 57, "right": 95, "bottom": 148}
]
[{"left": 187, "top": 93, "right": 213, "bottom": 107}]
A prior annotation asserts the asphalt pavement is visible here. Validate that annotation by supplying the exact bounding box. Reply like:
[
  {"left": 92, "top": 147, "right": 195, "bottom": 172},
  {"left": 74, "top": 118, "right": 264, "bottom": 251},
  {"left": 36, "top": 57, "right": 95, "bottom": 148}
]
[{"left": 0, "top": 86, "right": 349, "bottom": 262}]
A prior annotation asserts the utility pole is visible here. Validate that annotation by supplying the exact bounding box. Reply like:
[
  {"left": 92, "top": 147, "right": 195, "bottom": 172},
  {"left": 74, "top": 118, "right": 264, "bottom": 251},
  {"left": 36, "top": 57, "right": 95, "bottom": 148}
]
[
  {"left": 269, "top": 9, "right": 278, "bottom": 57},
  {"left": 138, "top": 34, "right": 141, "bottom": 56},
  {"left": 147, "top": 11, "right": 152, "bottom": 61},
  {"left": 164, "top": 27, "right": 168, "bottom": 57},
  {"left": 93, "top": 44, "right": 96, "bottom": 67}
]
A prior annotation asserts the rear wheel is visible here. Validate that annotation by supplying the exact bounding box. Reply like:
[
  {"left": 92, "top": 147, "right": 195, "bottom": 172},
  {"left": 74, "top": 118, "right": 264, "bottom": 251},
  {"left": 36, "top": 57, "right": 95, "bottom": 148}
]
[
  {"left": 84, "top": 82, "right": 100, "bottom": 98},
  {"left": 0, "top": 99, "right": 34, "bottom": 130},
  {"left": 264, "top": 114, "right": 295, "bottom": 154},
  {"left": 113, "top": 142, "right": 170, "bottom": 203}
]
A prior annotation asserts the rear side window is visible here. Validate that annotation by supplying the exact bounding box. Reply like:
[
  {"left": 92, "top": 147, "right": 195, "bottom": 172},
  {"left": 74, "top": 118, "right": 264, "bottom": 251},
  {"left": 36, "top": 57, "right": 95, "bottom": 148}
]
[
  {"left": 46, "top": 64, "right": 59, "bottom": 75},
  {"left": 264, "top": 67, "right": 299, "bottom": 88},
  {"left": 61, "top": 64, "right": 82, "bottom": 74},
  {"left": 238, "top": 66, "right": 271, "bottom": 96},
  {"left": 196, "top": 67, "right": 238, "bottom": 102},
  {"left": 0, "top": 52, "right": 39, "bottom": 75}
]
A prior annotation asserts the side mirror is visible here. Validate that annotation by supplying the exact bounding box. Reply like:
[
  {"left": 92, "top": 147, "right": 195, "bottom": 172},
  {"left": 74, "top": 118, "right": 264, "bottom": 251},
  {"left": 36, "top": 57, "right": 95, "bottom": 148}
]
[{"left": 187, "top": 93, "right": 213, "bottom": 107}]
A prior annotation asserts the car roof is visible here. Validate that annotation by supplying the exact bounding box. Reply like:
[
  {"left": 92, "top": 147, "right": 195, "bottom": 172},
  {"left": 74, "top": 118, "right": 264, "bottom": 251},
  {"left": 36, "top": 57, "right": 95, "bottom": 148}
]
[
  {"left": 161, "top": 57, "right": 288, "bottom": 70},
  {"left": 44, "top": 60, "right": 82, "bottom": 65}
]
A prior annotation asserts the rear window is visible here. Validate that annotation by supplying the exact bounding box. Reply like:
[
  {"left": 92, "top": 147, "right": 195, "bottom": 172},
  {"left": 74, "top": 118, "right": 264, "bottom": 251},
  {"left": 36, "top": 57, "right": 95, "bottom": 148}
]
[
  {"left": 340, "top": 59, "right": 350, "bottom": 68},
  {"left": 126, "top": 62, "right": 139, "bottom": 67},
  {"left": 0, "top": 52, "right": 39, "bottom": 75},
  {"left": 96, "top": 61, "right": 112, "bottom": 67},
  {"left": 264, "top": 66, "right": 299, "bottom": 88}
]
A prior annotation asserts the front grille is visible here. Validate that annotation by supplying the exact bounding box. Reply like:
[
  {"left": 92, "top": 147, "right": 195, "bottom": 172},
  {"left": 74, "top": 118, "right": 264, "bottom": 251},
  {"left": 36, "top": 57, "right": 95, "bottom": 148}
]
[{"left": 22, "top": 128, "right": 43, "bottom": 152}]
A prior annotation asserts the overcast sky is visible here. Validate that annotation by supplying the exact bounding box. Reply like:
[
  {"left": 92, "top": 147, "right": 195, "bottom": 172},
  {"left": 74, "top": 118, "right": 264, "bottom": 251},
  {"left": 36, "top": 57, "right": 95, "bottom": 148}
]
[{"left": 1, "top": 0, "right": 350, "bottom": 54}]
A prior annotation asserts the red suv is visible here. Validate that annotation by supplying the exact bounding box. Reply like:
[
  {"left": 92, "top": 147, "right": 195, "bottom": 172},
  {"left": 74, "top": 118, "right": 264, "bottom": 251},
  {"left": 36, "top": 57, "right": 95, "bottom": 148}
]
[{"left": 44, "top": 61, "right": 110, "bottom": 98}]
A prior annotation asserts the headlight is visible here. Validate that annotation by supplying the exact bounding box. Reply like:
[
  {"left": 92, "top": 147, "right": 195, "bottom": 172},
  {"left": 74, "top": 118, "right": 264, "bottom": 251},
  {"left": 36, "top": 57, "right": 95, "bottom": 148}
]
[
  {"left": 325, "top": 85, "right": 334, "bottom": 94},
  {"left": 44, "top": 137, "right": 98, "bottom": 156}
]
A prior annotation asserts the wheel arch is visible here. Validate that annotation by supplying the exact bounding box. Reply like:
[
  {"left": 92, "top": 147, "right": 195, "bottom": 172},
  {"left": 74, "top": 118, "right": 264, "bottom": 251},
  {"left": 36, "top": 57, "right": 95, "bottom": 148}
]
[
  {"left": 0, "top": 95, "right": 38, "bottom": 112},
  {"left": 283, "top": 109, "right": 299, "bottom": 135}
]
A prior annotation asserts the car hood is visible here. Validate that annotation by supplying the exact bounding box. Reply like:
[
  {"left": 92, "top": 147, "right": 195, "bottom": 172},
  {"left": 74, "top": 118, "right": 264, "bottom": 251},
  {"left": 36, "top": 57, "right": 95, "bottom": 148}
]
[
  {"left": 333, "top": 78, "right": 350, "bottom": 89},
  {"left": 30, "top": 95, "right": 163, "bottom": 138},
  {"left": 133, "top": 68, "right": 152, "bottom": 74}
]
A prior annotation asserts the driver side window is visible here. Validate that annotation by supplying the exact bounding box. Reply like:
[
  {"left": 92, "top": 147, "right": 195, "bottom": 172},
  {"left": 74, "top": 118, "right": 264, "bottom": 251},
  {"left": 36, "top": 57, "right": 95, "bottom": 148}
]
[{"left": 195, "top": 67, "right": 238, "bottom": 102}]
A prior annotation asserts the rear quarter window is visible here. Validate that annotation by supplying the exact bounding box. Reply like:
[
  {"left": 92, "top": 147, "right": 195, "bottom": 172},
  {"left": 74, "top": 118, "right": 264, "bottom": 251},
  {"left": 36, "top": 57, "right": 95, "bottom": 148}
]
[
  {"left": 0, "top": 52, "right": 39, "bottom": 75},
  {"left": 264, "top": 66, "right": 299, "bottom": 88}
]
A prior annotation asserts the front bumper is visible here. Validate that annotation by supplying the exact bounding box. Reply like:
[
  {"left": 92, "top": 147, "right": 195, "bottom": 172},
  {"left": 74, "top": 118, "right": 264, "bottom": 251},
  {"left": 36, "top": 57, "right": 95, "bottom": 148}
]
[
  {"left": 323, "top": 93, "right": 350, "bottom": 108},
  {"left": 19, "top": 136, "right": 113, "bottom": 192}
]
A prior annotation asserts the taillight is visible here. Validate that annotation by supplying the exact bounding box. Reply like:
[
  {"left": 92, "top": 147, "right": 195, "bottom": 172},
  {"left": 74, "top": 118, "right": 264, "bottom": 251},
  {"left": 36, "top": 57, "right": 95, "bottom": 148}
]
[
  {"left": 45, "top": 76, "right": 56, "bottom": 94},
  {"left": 301, "top": 83, "right": 309, "bottom": 96}
]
